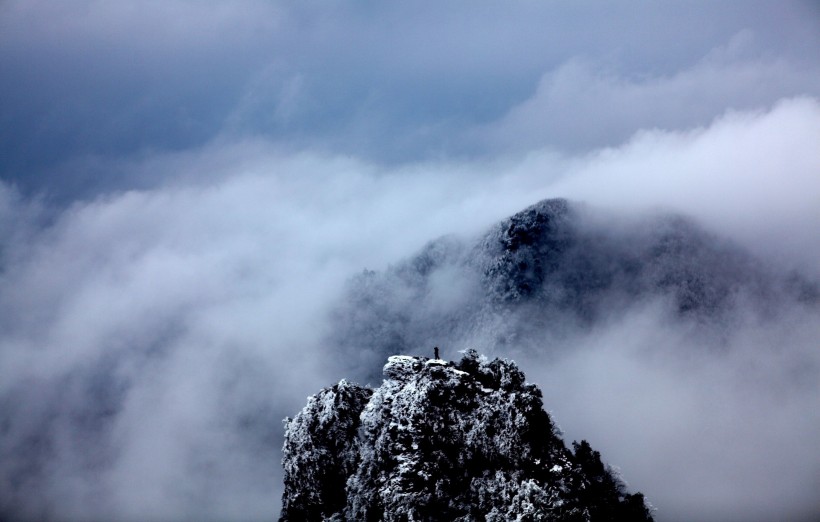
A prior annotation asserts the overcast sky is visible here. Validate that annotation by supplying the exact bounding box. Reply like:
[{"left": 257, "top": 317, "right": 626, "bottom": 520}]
[{"left": 1, "top": 2, "right": 819, "bottom": 521}]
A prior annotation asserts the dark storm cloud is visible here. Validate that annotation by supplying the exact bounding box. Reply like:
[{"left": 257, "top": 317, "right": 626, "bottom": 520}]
[
  {"left": 0, "top": 0, "right": 281, "bottom": 197},
  {"left": 2, "top": 0, "right": 819, "bottom": 199}
]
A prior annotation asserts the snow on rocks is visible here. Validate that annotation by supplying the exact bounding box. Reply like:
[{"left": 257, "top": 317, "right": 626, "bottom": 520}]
[{"left": 280, "top": 350, "right": 653, "bottom": 521}]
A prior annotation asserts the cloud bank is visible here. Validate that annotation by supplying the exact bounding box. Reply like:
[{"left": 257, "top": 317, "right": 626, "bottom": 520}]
[
  {"left": 1, "top": 98, "right": 819, "bottom": 521},
  {"left": 1, "top": 1, "right": 819, "bottom": 521}
]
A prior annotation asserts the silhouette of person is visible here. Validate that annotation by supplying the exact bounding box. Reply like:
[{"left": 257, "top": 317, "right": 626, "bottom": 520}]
[{"left": 434, "top": 346, "right": 440, "bottom": 359}]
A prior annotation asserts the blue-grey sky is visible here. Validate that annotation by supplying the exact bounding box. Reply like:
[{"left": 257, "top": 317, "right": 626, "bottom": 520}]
[
  {"left": 1, "top": 2, "right": 819, "bottom": 521},
  {"left": 2, "top": 1, "right": 819, "bottom": 199}
]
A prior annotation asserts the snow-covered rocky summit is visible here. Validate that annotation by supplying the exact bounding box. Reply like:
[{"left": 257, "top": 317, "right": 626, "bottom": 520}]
[{"left": 280, "top": 351, "right": 653, "bottom": 521}]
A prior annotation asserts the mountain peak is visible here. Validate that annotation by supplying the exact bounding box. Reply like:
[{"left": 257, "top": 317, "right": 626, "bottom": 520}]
[{"left": 281, "top": 351, "right": 653, "bottom": 521}]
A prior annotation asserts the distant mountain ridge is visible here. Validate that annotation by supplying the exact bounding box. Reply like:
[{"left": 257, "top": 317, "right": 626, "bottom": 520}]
[
  {"left": 280, "top": 351, "right": 654, "bottom": 521},
  {"left": 330, "top": 198, "right": 817, "bottom": 381}
]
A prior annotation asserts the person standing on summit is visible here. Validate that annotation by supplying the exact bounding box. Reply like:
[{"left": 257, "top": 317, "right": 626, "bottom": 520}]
[{"left": 434, "top": 346, "right": 440, "bottom": 359}]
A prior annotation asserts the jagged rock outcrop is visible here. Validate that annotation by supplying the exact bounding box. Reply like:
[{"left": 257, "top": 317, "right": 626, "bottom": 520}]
[{"left": 280, "top": 351, "right": 653, "bottom": 521}]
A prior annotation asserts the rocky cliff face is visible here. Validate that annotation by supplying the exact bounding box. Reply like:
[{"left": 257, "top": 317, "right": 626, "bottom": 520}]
[{"left": 280, "top": 351, "right": 653, "bottom": 521}]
